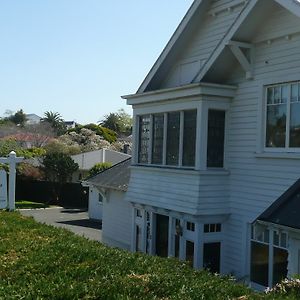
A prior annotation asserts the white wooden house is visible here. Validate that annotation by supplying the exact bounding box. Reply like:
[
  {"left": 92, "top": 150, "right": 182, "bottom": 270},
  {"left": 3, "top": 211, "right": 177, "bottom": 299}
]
[
  {"left": 84, "top": 159, "right": 132, "bottom": 249},
  {"left": 121, "top": 0, "right": 300, "bottom": 289}
]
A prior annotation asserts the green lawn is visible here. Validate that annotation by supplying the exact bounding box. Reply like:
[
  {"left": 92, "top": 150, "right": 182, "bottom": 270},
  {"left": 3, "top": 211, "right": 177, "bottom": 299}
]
[
  {"left": 16, "top": 200, "right": 49, "bottom": 209},
  {"left": 0, "top": 211, "right": 298, "bottom": 300}
]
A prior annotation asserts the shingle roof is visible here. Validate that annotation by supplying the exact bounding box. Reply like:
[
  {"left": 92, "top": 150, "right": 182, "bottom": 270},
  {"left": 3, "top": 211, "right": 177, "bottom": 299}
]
[
  {"left": 257, "top": 178, "right": 300, "bottom": 230},
  {"left": 85, "top": 158, "right": 131, "bottom": 192}
]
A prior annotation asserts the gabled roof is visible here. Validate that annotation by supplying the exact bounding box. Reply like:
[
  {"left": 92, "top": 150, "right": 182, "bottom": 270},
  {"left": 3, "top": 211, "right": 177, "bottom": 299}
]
[
  {"left": 257, "top": 178, "right": 300, "bottom": 230},
  {"left": 137, "top": 0, "right": 300, "bottom": 93},
  {"left": 85, "top": 158, "right": 131, "bottom": 192}
]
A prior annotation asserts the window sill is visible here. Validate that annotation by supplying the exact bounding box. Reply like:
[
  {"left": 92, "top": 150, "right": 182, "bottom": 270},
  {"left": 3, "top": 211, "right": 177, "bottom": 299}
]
[
  {"left": 131, "top": 164, "right": 230, "bottom": 176},
  {"left": 255, "top": 152, "right": 300, "bottom": 159}
]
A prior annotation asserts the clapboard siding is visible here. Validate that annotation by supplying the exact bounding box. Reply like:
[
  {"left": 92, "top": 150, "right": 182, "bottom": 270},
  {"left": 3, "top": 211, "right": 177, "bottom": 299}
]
[
  {"left": 160, "top": 0, "right": 245, "bottom": 89},
  {"left": 126, "top": 167, "right": 229, "bottom": 215},
  {"left": 223, "top": 5, "right": 300, "bottom": 276},
  {"left": 102, "top": 190, "right": 132, "bottom": 250}
]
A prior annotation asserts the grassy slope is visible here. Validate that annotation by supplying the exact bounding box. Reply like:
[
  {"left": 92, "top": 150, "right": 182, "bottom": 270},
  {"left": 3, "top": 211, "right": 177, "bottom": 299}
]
[{"left": 0, "top": 211, "right": 297, "bottom": 300}]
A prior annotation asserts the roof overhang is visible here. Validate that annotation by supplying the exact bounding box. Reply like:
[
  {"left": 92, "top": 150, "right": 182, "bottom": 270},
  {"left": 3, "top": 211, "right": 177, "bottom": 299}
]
[
  {"left": 123, "top": 82, "right": 237, "bottom": 106},
  {"left": 135, "top": 0, "right": 300, "bottom": 93}
]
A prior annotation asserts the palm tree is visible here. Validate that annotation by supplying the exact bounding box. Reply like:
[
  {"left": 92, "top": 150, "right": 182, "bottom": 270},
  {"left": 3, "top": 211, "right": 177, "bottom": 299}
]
[{"left": 42, "top": 111, "right": 66, "bottom": 136}]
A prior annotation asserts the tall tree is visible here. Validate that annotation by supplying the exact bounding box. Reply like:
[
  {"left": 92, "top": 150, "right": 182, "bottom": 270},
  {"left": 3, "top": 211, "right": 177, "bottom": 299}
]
[
  {"left": 100, "top": 109, "right": 132, "bottom": 136},
  {"left": 42, "top": 152, "right": 79, "bottom": 184},
  {"left": 42, "top": 111, "right": 67, "bottom": 136},
  {"left": 7, "top": 109, "right": 27, "bottom": 127}
]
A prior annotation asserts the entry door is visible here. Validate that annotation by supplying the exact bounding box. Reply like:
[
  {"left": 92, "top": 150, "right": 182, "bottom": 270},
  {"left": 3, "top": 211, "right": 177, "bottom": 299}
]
[
  {"left": 155, "top": 214, "right": 169, "bottom": 257},
  {"left": 203, "top": 242, "right": 221, "bottom": 273}
]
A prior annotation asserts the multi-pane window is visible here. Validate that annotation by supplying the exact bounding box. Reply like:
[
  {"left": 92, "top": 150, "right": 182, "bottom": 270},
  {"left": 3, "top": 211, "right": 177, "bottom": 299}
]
[
  {"left": 250, "top": 224, "right": 288, "bottom": 287},
  {"left": 138, "top": 115, "right": 150, "bottom": 163},
  {"left": 204, "top": 223, "right": 221, "bottom": 233},
  {"left": 266, "top": 81, "right": 300, "bottom": 148},
  {"left": 207, "top": 110, "right": 225, "bottom": 168},
  {"left": 137, "top": 110, "right": 197, "bottom": 167}
]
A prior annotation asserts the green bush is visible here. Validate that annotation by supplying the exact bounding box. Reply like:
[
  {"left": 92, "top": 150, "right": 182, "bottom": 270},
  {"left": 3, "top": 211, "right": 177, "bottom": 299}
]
[
  {"left": 68, "top": 123, "right": 117, "bottom": 143},
  {"left": 87, "top": 162, "right": 112, "bottom": 178}
]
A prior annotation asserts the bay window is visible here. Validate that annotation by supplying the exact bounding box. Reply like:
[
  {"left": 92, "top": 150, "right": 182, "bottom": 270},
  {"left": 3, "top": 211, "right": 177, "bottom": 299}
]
[
  {"left": 266, "top": 81, "right": 300, "bottom": 149},
  {"left": 137, "top": 109, "right": 197, "bottom": 168}
]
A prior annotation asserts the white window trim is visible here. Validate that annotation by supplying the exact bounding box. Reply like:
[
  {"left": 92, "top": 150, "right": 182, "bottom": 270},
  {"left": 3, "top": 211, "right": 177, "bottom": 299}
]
[
  {"left": 258, "top": 76, "right": 300, "bottom": 155},
  {"left": 135, "top": 100, "right": 230, "bottom": 171},
  {"left": 250, "top": 224, "right": 289, "bottom": 287}
]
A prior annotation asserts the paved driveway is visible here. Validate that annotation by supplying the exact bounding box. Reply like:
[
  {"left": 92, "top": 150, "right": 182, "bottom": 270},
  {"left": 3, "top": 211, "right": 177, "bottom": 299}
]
[{"left": 20, "top": 207, "right": 102, "bottom": 242}]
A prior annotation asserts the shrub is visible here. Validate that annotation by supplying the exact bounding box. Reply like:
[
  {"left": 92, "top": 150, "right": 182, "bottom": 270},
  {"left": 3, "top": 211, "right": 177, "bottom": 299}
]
[{"left": 87, "top": 162, "right": 112, "bottom": 178}]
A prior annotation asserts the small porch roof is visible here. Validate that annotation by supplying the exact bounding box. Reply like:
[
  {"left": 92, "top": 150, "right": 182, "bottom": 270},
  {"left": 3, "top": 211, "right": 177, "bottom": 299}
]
[
  {"left": 84, "top": 158, "right": 131, "bottom": 192},
  {"left": 257, "top": 178, "right": 300, "bottom": 230}
]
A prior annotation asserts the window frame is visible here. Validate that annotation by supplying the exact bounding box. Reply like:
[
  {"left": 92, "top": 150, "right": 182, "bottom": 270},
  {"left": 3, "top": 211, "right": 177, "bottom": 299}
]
[
  {"left": 250, "top": 223, "right": 289, "bottom": 288},
  {"left": 136, "top": 109, "right": 198, "bottom": 169},
  {"left": 263, "top": 80, "right": 300, "bottom": 153}
]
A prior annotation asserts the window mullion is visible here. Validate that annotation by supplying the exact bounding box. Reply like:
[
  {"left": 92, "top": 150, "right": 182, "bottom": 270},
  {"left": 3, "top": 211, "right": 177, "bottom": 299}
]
[
  {"left": 162, "top": 113, "right": 168, "bottom": 165},
  {"left": 179, "top": 111, "right": 184, "bottom": 167},
  {"left": 286, "top": 85, "right": 291, "bottom": 148}
]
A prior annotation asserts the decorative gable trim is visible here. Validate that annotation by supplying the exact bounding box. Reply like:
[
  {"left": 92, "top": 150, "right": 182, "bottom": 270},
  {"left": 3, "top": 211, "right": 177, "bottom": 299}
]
[
  {"left": 137, "top": 0, "right": 204, "bottom": 94},
  {"left": 192, "top": 0, "right": 259, "bottom": 83}
]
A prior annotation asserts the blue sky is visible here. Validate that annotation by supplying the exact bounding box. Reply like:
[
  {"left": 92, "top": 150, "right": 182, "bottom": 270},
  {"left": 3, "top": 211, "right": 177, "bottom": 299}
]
[{"left": 0, "top": 1, "right": 193, "bottom": 124}]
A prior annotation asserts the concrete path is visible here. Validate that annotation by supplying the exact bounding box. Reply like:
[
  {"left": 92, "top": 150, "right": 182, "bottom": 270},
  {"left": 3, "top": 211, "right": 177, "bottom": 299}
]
[{"left": 20, "top": 207, "right": 102, "bottom": 242}]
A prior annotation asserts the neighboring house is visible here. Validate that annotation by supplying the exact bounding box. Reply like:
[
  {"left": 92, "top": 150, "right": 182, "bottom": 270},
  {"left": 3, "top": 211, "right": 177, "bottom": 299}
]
[
  {"left": 3, "top": 133, "right": 52, "bottom": 148},
  {"left": 64, "top": 121, "right": 76, "bottom": 130},
  {"left": 25, "top": 114, "right": 42, "bottom": 125},
  {"left": 84, "top": 158, "right": 132, "bottom": 250},
  {"left": 120, "top": 0, "right": 300, "bottom": 289},
  {"left": 71, "top": 149, "right": 131, "bottom": 181}
]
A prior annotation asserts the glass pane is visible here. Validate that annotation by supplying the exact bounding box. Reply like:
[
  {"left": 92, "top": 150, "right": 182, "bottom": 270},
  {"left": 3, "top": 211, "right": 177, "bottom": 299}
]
[
  {"left": 216, "top": 223, "right": 221, "bottom": 232},
  {"left": 186, "top": 240, "right": 194, "bottom": 267},
  {"left": 267, "top": 87, "right": 274, "bottom": 104},
  {"left": 281, "top": 85, "right": 288, "bottom": 104},
  {"left": 273, "top": 231, "right": 279, "bottom": 246},
  {"left": 274, "top": 86, "right": 280, "bottom": 104},
  {"left": 136, "top": 225, "right": 142, "bottom": 252},
  {"left": 204, "top": 224, "right": 209, "bottom": 233},
  {"left": 291, "top": 84, "right": 298, "bottom": 102},
  {"left": 290, "top": 102, "right": 300, "bottom": 147},
  {"left": 203, "top": 242, "right": 221, "bottom": 273},
  {"left": 250, "top": 241, "right": 269, "bottom": 286},
  {"left": 266, "top": 104, "right": 286, "bottom": 147},
  {"left": 207, "top": 110, "right": 225, "bottom": 168},
  {"left": 152, "top": 114, "right": 164, "bottom": 164},
  {"left": 273, "top": 247, "right": 288, "bottom": 285},
  {"left": 138, "top": 115, "right": 150, "bottom": 163},
  {"left": 166, "top": 112, "right": 180, "bottom": 165},
  {"left": 280, "top": 233, "right": 287, "bottom": 248},
  {"left": 183, "top": 110, "right": 197, "bottom": 166}
]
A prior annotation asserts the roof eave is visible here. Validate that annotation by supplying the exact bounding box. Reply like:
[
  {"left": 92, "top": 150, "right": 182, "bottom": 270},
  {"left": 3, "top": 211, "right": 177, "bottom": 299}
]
[{"left": 137, "top": 0, "right": 204, "bottom": 94}]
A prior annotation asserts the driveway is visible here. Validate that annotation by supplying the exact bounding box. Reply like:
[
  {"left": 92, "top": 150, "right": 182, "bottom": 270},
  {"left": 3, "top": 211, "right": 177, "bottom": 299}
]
[{"left": 20, "top": 207, "right": 102, "bottom": 242}]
